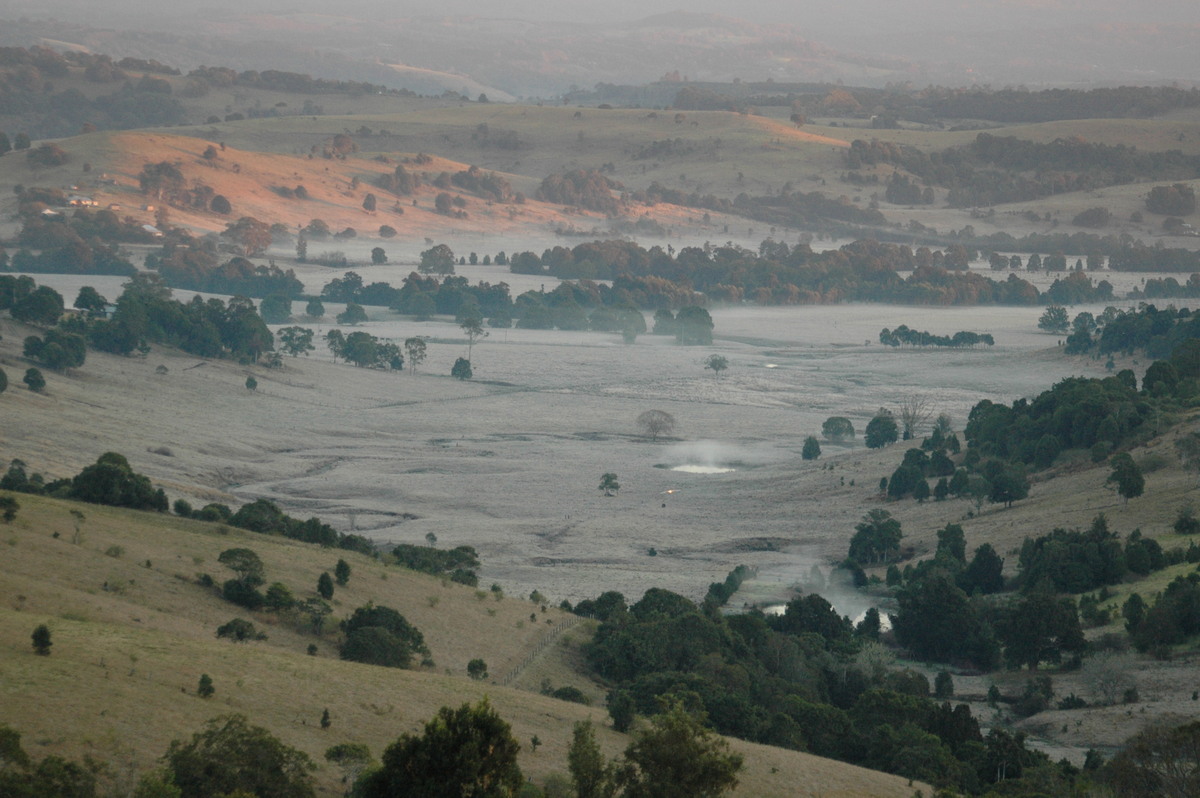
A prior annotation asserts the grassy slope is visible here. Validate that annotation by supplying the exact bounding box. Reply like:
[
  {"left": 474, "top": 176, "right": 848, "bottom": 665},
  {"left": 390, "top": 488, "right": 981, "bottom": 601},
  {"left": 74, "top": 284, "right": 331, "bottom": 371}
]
[{"left": 0, "top": 493, "right": 927, "bottom": 798}]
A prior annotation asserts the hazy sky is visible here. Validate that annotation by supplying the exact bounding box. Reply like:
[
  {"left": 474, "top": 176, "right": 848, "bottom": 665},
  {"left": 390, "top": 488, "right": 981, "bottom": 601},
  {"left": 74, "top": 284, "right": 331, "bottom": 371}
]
[{"left": 10, "top": 0, "right": 1200, "bottom": 30}]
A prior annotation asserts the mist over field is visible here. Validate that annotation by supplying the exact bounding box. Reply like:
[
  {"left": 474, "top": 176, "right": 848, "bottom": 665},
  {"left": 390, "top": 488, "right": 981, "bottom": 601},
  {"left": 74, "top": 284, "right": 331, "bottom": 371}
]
[
  {"left": 0, "top": 0, "right": 1197, "bottom": 90},
  {"left": 3, "top": 0, "right": 1200, "bottom": 792}
]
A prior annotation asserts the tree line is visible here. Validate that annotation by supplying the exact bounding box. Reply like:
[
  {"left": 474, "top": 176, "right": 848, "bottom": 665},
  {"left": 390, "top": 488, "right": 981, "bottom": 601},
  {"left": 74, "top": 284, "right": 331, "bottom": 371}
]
[{"left": 846, "top": 133, "right": 1200, "bottom": 207}]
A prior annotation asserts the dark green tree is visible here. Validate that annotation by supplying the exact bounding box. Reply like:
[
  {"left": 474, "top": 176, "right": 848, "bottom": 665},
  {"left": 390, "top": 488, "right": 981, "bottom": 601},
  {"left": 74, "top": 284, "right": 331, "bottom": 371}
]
[
  {"left": 22, "top": 368, "right": 44, "bottom": 393},
  {"left": 336, "top": 303, "right": 367, "bottom": 326},
  {"left": 334, "top": 558, "right": 351, "bottom": 586},
  {"left": 31, "top": 624, "right": 51, "bottom": 655},
  {"left": 599, "top": 472, "right": 620, "bottom": 497},
  {"left": 197, "top": 674, "right": 214, "bottom": 698},
  {"left": 216, "top": 618, "right": 264, "bottom": 642},
  {"left": 451, "top": 357, "right": 473, "bottom": 380},
  {"left": 607, "top": 689, "right": 636, "bottom": 733},
  {"left": 619, "top": 701, "right": 743, "bottom": 798},
  {"left": 936, "top": 523, "right": 967, "bottom": 564},
  {"left": 848, "top": 509, "right": 903, "bottom": 565},
  {"left": 0, "top": 367, "right": 7, "bottom": 395},
  {"left": 218, "top": 548, "right": 265, "bottom": 587},
  {"left": 164, "top": 714, "right": 315, "bottom": 798},
  {"left": 0, "top": 495, "right": 18, "bottom": 523},
  {"left": 988, "top": 463, "right": 1030, "bottom": 507},
  {"left": 467, "top": 658, "right": 488, "bottom": 680},
  {"left": 822, "top": 417, "right": 855, "bottom": 441},
  {"left": 801, "top": 436, "right": 821, "bottom": 460},
  {"left": 317, "top": 572, "right": 334, "bottom": 600},
  {"left": 73, "top": 286, "right": 108, "bottom": 317},
  {"left": 70, "top": 452, "right": 167, "bottom": 511},
  {"left": 278, "top": 326, "right": 315, "bottom": 357},
  {"left": 11, "top": 286, "right": 64, "bottom": 326},
  {"left": 305, "top": 298, "right": 324, "bottom": 318},
  {"left": 1105, "top": 718, "right": 1200, "bottom": 797},
  {"left": 1038, "top": 305, "right": 1070, "bottom": 334},
  {"left": 569, "top": 720, "right": 618, "bottom": 798},
  {"left": 999, "top": 592, "right": 1086, "bottom": 670},
  {"left": 894, "top": 574, "right": 998, "bottom": 668},
  {"left": 961, "top": 544, "right": 1005, "bottom": 594},
  {"left": 1108, "top": 453, "right": 1145, "bottom": 503},
  {"left": 675, "top": 306, "right": 714, "bottom": 345},
  {"left": 864, "top": 411, "right": 899, "bottom": 448},
  {"left": 259, "top": 294, "right": 292, "bottom": 324},
  {"left": 703, "top": 354, "right": 728, "bottom": 378},
  {"left": 358, "top": 700, "right": 522, "bottom": 798},
  {"left": 419, "top": 244, "right": 456, "bottom": 275}
]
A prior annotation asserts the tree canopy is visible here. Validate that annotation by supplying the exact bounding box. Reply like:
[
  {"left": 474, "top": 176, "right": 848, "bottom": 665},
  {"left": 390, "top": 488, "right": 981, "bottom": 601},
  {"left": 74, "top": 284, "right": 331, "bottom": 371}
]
[{"left": 358, "top": 700, "right": 522, "bottom": 798}]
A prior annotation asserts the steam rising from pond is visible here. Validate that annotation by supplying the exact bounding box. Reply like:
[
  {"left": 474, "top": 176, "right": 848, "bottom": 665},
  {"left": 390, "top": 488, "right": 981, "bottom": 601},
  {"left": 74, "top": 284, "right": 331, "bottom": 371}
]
[{"left": 662, "top": 440, "right": 772, "bottom": 474}]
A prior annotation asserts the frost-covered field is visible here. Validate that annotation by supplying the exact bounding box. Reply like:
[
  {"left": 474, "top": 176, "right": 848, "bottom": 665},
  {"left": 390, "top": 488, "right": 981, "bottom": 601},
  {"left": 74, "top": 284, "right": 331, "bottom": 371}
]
[{"left": 3, "top": 273, "right": 1133, "bottom": 605}]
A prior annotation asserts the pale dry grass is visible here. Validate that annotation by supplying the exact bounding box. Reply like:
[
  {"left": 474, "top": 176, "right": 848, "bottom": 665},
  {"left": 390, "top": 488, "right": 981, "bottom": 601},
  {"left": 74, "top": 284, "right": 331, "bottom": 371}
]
[{"left": 0, "top": 495, "right": 926, "bottom": 798}]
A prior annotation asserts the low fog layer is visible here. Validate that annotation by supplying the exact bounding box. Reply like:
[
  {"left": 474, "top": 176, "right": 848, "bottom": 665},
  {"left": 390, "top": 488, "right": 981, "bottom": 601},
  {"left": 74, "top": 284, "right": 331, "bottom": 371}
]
[{"left": 0, "top": 0, "right": 1196, "bottom": 89}]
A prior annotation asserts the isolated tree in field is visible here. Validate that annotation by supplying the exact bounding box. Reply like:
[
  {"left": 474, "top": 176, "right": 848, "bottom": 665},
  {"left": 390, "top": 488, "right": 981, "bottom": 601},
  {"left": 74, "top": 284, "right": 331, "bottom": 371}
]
[
  {"left": 317, "top": 571, "right": 334, "bottom": 600},
  {"left": 197, "top": 673, "right": 214, "bottom": 698},
  {"left": 362, "top": 192, "right": 377, "bottom": 213},
  {"left": 23, "top": 368, "right": 45, "bottom": 393},
  {"left": 822, "top": 416, "right": 854, "bottom": 441},
  {"left": 404, "top": 337, "right": 427, "bottom": 374},
  {"left": 359, "top": 699, "right": 522, "bottom": 798},
  {"left": 621, "top": 701, "right": 743, "bottom": 798},
  {"left": 864, "top": 410, "right": 898, "bottom": 448},
  {"left": 371, "top": 246, "right": 386, "bottom": 264},
  {"left": 278, "top": 326, "right": 315, "bottom": 357},
  {"left": 305, "top": 298, "right": 324, "bottom": 318},
  {"left": 419, "top": 243, "right": 455, "bottom": 275},
  {"left": 337, "top": 302, "right": 367, "bottom": 326},
  {"left": 704, "top": 354, "right": 728, "bottom": 378},
  {"left": 245, "top": 375, "right": 257, "bottom": 391},
  {"left": 334, "top": 558, "right": 351, "bottom": 586},
  {"left": 460, "top": 314, "right": 487, "bottom": 361},
  {"left": 210, "top": 194, "right": 232, "bottom": 215},
  {"left": 0, "top": 495, "right": 18, "bottom": 523},
  {"left": 897, "top": 395, "right": 933, "bottom": 440},
  {"left": 1038, "top": 305, "right": 1070, "bottom": 334},
  {"left": 165, "top": 714, "right": 315, "bottom": 798},
  {"left": 802, "top": 436, "right": 821, "bottom": 460},
  {"left": 467, "top": 658, "right": 488, "bottom": 680},
  {"left": 848, "top": 509, "right": 903, "bottom": 565},
  {"left": 1108, "top": 453, "right": 1144, "bottom": 503},
  {"left": 216, "top": 618, "right": 264, "bottom": 642},
  {"left": 0, "top": 367, "right": 7, "bottom": 395},
  {"left": 31, "top": 624, "right": 51, "bottom": 655},
  {"left": 637, "top": 409, "right": 676, "bottom": 441},
  {"left": 989, "top": 463, "right": 1030, "bottom": 507},
  {"left": 599, "top": 472, "right": 620, "bottom": 497},
  {"left": 451, "top": 357, "right": 473, "bottom": 380}
]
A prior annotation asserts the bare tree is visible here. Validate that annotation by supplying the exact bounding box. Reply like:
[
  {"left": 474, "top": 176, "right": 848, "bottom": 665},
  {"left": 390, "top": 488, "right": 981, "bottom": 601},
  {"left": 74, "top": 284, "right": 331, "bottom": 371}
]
[
  {"left": 460, "top": 315, "right": 487, "bottom": 361},
  {"left": 898, "top": 395, "right": 934, "bottom": 440},
  {"left": 637, "top": 410, "right": 676, "bottom": 442},
  {"left": 1086, "top": 652, "right": 1136, "bottom": 706}
]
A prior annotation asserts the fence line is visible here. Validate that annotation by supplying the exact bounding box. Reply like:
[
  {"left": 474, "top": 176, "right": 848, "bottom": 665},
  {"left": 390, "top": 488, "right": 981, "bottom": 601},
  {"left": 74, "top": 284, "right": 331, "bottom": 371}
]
[{"left": 497, "top": 615, "right": 581, "bottom": 687}]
